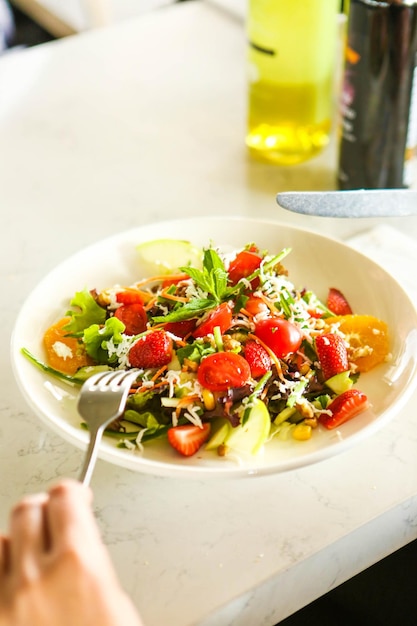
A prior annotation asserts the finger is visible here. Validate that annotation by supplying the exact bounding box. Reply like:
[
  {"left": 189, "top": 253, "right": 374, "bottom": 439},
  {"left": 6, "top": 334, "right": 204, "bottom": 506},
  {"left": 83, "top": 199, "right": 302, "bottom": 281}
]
[
  {"left": 9, "top": 493, "right": 48, "bottom": 580},
  {"left": 0, "top": 534, "right": 11, "bottom": 576},
  {"left": 45, "top": 479, "right": 97, "bottom": 554}
]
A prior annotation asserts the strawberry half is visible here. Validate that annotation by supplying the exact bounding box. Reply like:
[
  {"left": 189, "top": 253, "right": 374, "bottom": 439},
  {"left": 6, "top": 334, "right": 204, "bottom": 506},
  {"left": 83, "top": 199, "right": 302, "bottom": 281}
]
[
  {"left": 327, "top": 287, "right": 353, "bottom": 315},
  {"left": 244, "top": 340, "right": 272, "bottom": 378},
  {"left": 167, "top": 423, "right": 211, "bottom": 456},
  {"left": 128, "top": 330, "right": 173, "bottom": 368},
  {"left": 315, "top": 333, "right": 349, "bottom": 380},
  {"left": 320, "top": 389, "right": 369, "bottom": 430}
]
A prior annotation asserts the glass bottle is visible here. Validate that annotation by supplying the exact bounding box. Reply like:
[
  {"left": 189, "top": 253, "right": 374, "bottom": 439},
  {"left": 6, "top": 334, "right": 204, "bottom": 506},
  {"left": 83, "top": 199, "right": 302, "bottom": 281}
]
[
  {"left": 338, "top": 0, "right": 417, "bottom": 189},
  {"left": 245, "top": 0, "right": 340, "bottom": 165}
]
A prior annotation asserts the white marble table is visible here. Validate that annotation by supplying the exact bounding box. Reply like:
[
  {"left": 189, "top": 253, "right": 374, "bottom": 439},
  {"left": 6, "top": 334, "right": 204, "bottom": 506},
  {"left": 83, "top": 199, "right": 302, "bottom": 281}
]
[{"left": 1, "top": 3, "right": 417, "bottom": 625}]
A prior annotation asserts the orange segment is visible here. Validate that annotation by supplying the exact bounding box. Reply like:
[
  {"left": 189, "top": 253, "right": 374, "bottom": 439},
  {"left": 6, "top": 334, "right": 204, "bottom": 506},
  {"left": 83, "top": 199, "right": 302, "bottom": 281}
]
[
  {"left": 43, "top": 317, "right": 91, "bottom": 375},
  {"left": 325, "top": 314, "right": 390, "bottom": 373}
]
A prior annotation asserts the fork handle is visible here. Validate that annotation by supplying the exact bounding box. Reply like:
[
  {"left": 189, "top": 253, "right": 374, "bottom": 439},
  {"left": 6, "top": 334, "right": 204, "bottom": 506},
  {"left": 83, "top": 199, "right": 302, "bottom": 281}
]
[{"left": 79, "top": 425, "right": 105, "bottom": 486}]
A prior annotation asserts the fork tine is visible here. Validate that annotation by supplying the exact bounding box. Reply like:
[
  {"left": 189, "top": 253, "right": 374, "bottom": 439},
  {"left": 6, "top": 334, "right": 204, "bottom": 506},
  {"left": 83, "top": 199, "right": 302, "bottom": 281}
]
[
  {"left": 85, "top": 368, "right": 139, "bottom": 390},
  {"left": 77, "top": 368, "right": 140, "bottom": 485}
]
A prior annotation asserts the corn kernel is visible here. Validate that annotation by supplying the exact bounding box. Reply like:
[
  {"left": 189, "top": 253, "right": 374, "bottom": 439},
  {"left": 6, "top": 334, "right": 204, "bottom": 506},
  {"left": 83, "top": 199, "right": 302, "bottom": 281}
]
[
  {"left": 217, "top": 443, "right": 229, "bottom": 457},
  {"left": 292, "top": 423, "right": 312, "bottom": 441},
  {"left": 202, "top": 388, "right": 216, "bottom": 411}
]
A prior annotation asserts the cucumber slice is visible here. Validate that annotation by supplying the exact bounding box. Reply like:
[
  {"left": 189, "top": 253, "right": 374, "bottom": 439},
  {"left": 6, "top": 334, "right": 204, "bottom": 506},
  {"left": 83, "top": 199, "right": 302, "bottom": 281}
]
[
  {"left": 325, "top": 371, "right": 353, "bottom": 395},
  {"left": 136, "top": 239, "right": 203, "bottom": 275},
  {"left": 225, "top": 399, "right": 271, "bottom": 455}
]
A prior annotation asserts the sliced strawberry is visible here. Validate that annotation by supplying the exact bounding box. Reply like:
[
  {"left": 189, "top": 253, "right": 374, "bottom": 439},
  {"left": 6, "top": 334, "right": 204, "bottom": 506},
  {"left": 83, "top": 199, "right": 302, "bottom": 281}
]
[
  {"left": 320, "top": 389, "right": 369, "bottom": 430},
  {"left": 244, "top": 340, "right": 272, "bottom": 378},
  {"left": 114, "top": 303, "right": 148, "bottom": 335},
  {"left": 128, "top": 330, "right": 173, "bottom": 368},
  {"left": 167, "top": 423, "right": 211, "bottom": 456},
  {"left": 315, "top": 333, "right": 349, "bottom": 380},
  {"left": 327, "top": 287, "right": 353, "bottom": 315}
]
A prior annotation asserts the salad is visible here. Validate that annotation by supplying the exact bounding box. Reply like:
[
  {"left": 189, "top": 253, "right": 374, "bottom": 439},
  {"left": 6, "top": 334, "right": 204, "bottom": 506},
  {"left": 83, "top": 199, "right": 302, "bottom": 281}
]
[{"left": 23, "top": 240, "right": 390, "bottom": 459}]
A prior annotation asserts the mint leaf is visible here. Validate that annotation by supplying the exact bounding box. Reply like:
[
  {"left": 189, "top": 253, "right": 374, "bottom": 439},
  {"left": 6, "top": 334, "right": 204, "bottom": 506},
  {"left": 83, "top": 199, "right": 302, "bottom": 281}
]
[
  {"left": 179, "top": 247, "right": 228, "bottom": 302},
  {"left": 64, "top": 289, "right": 106, "bottom": 334},
  {"left": 152, "top": 298, "right": 215, "bottom": 324}
]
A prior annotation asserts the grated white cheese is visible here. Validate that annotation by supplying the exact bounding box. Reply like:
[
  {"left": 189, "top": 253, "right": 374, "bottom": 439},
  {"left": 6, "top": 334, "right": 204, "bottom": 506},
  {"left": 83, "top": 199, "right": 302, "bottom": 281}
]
[
  {"left": 185, "top": 281, "right": 208, "bottom": 301},
  {"left": 105, "top": 335, "right": 136, "bottom": 369},
  {"left": 183, "top": 404, "right": 204, "bottom": 428},
  {"left": 52, "top": 341, "right": 73, "bottom": 360},
  {"left": 122, "top": 438, "right": 136, "bottom": 451}
]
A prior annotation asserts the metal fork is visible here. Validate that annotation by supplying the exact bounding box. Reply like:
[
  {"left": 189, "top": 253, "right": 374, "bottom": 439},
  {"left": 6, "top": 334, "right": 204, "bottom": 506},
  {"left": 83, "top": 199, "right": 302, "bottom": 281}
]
[{"left": 77, "top": 369, "right": 140, "bottom": 485}]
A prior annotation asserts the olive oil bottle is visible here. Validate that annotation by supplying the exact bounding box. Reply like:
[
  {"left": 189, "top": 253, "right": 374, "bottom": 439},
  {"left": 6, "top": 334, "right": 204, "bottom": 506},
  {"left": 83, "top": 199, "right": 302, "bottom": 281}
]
[
  {"left": 338, "top": 0, "right": 417, "bottom": 189},
  {"left": 246, "top": 0, "right": 340, "bottom": 165}
]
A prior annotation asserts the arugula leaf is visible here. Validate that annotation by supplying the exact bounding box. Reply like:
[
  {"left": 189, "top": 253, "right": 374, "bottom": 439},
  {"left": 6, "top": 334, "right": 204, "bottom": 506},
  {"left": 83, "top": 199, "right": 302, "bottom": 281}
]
[
  {"left": 278, "top": 289, "right": 295, "bottom": 318},
  {"left": 287, "top": 379, "right": 308, "bottom": 408},
  {"left": 83, "top": 317, "right": 126, "bottom": 364},
  {"left": 124, "top": 410, "right": 162, "bottom": 429},
  {"left": 21, "top": 348, "right": 83, "bottom": 384},
  {"left": 20, "top": 349, "right": 110, "bottom": 384},
  {"left": 64, "top": 289, "right": 106, "bottom": 334}
]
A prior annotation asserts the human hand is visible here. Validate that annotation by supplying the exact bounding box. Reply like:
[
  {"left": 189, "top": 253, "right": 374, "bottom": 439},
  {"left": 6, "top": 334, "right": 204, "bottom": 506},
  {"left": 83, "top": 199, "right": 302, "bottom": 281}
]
[{"left": 0, "top": 479, "right": 143, "bottom": 626}]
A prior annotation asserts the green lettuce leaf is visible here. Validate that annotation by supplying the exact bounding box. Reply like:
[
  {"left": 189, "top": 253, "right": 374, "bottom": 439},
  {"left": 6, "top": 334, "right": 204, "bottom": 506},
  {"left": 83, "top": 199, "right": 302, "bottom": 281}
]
[
  {"left": 83, "top": 317, "right": 126, "bottom": 364},
  {"left": 176, "top": 340, "right": 216, "bottom": 365},
  {"left": 64, "top": 289, "right": 106, "bottom": 334}
]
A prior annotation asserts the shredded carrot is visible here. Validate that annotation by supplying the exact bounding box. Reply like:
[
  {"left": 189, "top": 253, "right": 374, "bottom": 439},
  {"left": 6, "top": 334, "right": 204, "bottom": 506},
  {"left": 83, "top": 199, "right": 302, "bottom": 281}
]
[
  {"left": 175, "top": 394, "right": 201, "bottom": 417},
  {"left": 258, "top": 293, "right": 281, "bottom": 316},
  {"left": 159, "top": 289, "right": 189, "bottom": 303},
  {"left": 247, "top": 333, "right": 284, "bottom": 379},
  {"left": 114, "top": 286, "right": 155, "bottom": 304},
  {"left": 144, "top": 296, "right": 158, "bottom": 311},
  {"left": 151, "top": 365, "right": 168, "bottom": 382},
  {"left": 239, "top": 307, "right": 254, "bottom": 320},
  {"left": 172, "top": 337, "right": 187, "bottom": 347},
  {"left": 137, "top": 380, "right": 169, "bottom": 393}
]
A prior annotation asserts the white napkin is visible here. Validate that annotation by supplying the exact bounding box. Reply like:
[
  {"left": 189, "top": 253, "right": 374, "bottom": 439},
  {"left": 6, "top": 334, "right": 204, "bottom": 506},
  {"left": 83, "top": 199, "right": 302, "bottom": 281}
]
[{"left": 347, "top": 224, "right": 417, "bottom": 307}]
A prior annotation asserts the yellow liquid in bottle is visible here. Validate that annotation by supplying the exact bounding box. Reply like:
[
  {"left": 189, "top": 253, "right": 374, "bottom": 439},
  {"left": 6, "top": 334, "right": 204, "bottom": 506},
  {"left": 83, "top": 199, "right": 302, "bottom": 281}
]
[{"left": 246, "top": 0, "right": 339, "bottom": 165}]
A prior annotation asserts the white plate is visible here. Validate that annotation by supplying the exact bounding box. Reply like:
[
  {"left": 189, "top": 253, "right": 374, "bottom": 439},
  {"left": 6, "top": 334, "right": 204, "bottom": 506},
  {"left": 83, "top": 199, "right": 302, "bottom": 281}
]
[{"left": 11, "top": 217, "right": 417, "bottom": 478}]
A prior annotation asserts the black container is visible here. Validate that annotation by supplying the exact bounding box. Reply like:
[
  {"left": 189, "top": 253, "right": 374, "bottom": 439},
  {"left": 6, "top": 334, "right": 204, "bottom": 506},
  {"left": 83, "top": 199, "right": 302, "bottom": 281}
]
[{"left": 338, "top": 0, "right": 417, "bottom": 189}]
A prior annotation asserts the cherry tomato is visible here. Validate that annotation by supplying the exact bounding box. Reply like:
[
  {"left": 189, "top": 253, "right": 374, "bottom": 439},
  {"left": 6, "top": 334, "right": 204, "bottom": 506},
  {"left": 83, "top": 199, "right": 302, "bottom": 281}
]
[
  {"left": 193, "top": 303, "right": 232, "bottom": 338},
  {"left": 228, "top": 250, "right": 262, "bottom": 285},
  {"left": 244, "top": 295, "right": 269, "bottom": 317},
  {"left": 197, "top": 352, "right": 251, "bottom": 392},
  {"left": 115, "top": 289, "right": 143, "bottom": 305},
  {"left": 254, "top": 318, "right": 302, "bottom": 359},
  {"left": 164, "top": 319, "right": 197, "bottom": 338},
  {"left": 114, "top": 303, "right": 147, "bottom": 336}
]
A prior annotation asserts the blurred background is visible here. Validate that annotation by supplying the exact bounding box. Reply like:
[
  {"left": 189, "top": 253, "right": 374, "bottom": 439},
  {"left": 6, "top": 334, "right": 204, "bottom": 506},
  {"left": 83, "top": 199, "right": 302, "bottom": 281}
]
[{"left": 1, "top": 0, "right": 213, "bottom": 50}]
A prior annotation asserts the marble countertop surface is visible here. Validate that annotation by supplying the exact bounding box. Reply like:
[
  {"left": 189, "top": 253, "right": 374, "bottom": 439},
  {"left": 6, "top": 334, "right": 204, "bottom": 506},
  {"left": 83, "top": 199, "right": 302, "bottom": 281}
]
[{"left": 1, "top": 3, "right": 417, "bottom": 625}]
